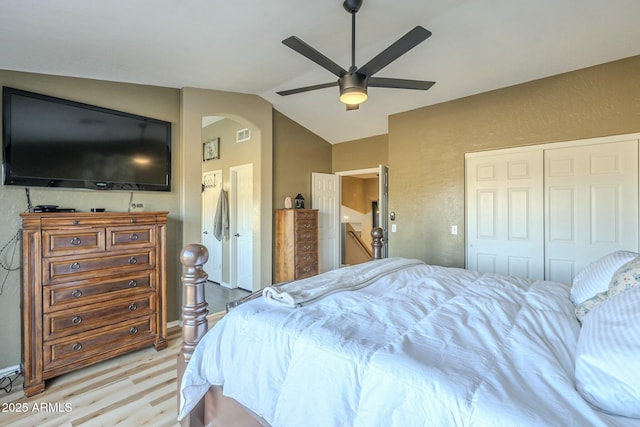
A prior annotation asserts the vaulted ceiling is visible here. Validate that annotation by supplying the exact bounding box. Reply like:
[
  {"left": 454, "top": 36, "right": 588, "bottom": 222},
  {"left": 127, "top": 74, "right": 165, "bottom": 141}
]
[{"left": 1, "top": 0, "right": 639, "bottom": 143}]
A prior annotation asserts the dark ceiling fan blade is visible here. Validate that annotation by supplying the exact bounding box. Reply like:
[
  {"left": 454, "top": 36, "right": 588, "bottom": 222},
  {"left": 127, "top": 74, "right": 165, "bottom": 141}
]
[
  {"left": 276, "top": 81, "right": 338, "bottom": 96},
  {"left": 282, "top": 36, "right": 347, "bottom": 78},
  {"left": 368, "top": 77, "right": 435, "bottom": 90},
  {"left": 357, "top": 26, "right": 432, "bottom": 77},
  {"left": 346, "top": 103, "right": 359, "bottom": 111}
]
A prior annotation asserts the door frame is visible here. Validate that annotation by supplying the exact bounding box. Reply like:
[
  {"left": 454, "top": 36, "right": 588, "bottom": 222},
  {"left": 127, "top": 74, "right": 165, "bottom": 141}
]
[{"left": 335, "top": 165, "right": 389, "bottom": 259}]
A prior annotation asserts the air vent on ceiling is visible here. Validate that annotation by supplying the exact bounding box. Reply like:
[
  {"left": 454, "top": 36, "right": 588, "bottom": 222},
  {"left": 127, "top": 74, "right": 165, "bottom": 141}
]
[{"left": 236, "top": 128, "right": 251, "bottom": 143}]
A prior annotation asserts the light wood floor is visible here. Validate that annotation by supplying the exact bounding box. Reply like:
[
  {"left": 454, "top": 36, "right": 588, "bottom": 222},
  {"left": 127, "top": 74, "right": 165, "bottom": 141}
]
[{"left": 0, "top": 313, "right": 225, "bottom": 427}]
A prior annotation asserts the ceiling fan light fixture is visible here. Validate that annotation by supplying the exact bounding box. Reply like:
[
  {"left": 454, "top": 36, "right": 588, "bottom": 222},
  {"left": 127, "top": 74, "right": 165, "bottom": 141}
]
[
  {"left": 340, "top": 87, "right": 368, "bottom": 105},
  {"left": 339, "top": 73, "right": 368, "bottom": 105}
]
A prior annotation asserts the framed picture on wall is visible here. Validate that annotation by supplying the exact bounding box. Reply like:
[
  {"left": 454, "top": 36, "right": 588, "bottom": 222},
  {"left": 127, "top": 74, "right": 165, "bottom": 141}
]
[{"left": 203, "top": 137, "right": 219, "bottom": 161}]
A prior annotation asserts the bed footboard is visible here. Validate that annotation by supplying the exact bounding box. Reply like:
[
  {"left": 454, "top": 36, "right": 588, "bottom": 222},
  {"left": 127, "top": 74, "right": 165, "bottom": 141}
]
[{"left": 177, "top": 227, "right": 385, "bottom": 426}]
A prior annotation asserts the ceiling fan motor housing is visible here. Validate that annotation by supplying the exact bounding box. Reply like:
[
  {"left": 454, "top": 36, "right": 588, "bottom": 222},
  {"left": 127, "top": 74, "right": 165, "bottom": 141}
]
[{"left": 339, "top": 73, "right": 368, "bottom": 104}]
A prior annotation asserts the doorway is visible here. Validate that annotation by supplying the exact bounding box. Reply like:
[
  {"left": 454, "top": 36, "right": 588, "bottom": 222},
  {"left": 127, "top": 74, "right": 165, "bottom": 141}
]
[
  {"left": 201, "top": 170, "right": 223, "bottom": 284},
  {"left": 313, "top": 165, "right": 389, "bottom": 272}
]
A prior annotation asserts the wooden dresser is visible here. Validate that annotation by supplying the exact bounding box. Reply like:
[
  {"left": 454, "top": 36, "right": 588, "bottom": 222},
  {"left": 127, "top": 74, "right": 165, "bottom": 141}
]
[
  {"left": 275, "top": 209, "right": 318, "bottom": 283},
  {"left": 20, "top": 211, "right": 168, "bottom": 396}
]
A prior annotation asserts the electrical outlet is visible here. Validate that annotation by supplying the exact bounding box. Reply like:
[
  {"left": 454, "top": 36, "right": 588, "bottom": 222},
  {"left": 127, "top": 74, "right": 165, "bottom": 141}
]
[
  {"left": 451, "top": 225, "right": 458, "bottom": 235},
  {"left": 391, "top": 224, "right": 397, "bottom": 233},
  {"left": 130, "top": 203, "right": 145, "bottom": 212}
]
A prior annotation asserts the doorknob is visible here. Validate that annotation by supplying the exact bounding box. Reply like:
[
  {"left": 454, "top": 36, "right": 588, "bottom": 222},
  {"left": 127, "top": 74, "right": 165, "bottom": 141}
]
[
  {"left": 234, "top": 233, "right": 241, "bottom": 237},
  {"left": 203, "top": 231, "right": 209, "bottom": 234}
]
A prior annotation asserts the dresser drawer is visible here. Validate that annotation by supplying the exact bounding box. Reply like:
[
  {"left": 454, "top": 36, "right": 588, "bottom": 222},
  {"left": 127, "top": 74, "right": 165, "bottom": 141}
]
[
  {"left": 42, "top": 228, "right": 105, "bottom": 257},
  {"left": 43, "top": 317, "right": 155, "bottom": 371},
  {"left": 43, "top": 272, "right": 154, "bottom": 312},
  {"left": 44, "top": 293, "right": 155, "bottom": 339},
  {"left": 296, "top": 240, "right": 316, "bottom": 254},
  {"left": 295, "top": 211, "right": 317, "bottom": 221},
  {"left": 296, "top": 262, "right": 317, "bottom": 279},
  {"left": 295, "top": 251, "right": 317, "bottom": 266},
  {"left": 43, "top": 250, "right": 155, "bottom": 284},
  {"left": 295, "top": 218, "right": 317, "bottom": 232},
  {"left": 107, "top": 225, "right": 156, "bottom": 250},
  {"left": 295, "top": 229, "right": 316, "bottom": 242}
]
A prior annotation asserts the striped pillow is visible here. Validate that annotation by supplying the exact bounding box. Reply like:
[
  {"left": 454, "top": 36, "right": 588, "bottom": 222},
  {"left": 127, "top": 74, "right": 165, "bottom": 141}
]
[
  {"left": 570, "top": 251, "right": 638, "bottom": 305},
  {"left": 575, "top": 286, "right": 640, "bottom": 418}
]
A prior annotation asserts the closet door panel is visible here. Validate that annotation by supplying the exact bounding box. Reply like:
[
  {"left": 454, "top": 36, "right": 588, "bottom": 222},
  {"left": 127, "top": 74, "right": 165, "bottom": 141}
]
[
  {"left": 545, "top": 140, "right": 638, "bottom": 284},
  {"left": 466, "top": 150, "right": 544, "bottom": 279}
]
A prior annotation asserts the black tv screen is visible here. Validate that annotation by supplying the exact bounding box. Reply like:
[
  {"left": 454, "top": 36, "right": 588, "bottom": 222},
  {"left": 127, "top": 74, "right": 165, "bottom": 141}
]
[{"left": 2, "top": 87, "right": 171, "bottom": 191}]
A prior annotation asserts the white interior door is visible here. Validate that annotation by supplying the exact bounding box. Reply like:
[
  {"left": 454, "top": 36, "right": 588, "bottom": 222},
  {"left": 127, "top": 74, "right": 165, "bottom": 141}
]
[
  {"left": 312, "top": 172, "right": 340, "bottom": 273},
  {"left": 230, "top": 164, "right": 253, "bottom": 291},
  {"left": 466, "top": 150, "right": 545, "bottom": 279},
  {"left": 545, "top": 140, "right": 638, "bottom": 283},
  {"left": 202, "top": 170, "right": 223, "bottom": 284}
]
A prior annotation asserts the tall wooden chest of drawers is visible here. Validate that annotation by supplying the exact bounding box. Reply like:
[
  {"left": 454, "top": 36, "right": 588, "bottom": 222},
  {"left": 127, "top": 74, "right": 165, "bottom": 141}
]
[
  {"left": 275, "top": 209, "right": 318, "bottom": 283},
  {"left": 20, "top": 211, "right": 168, "bottom": 396}
]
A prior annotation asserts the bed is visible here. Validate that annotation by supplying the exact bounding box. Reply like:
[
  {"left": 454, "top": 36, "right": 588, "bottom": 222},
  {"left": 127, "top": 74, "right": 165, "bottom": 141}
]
[{"left": 177, "top": 228, "right": 640, "bottom": 426}]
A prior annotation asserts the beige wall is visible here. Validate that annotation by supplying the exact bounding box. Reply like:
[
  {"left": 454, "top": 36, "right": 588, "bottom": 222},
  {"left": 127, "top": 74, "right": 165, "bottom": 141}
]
[
  {"left": 388, "top": 55, "right": 640, "bottom": 266},
  {"left": 273, "top": 110, "right": 332, "bottom": 209},
  {"left": 332, "top": 133, "right": 388, "bottom": 173},
  {"left": 0, "top": 70, "right": 182, "bottom": 368},
  {"left": 341, "top": 176, "right": 378, "bottom": 214},
  {"left": 272, "top": 110, "right": 332, "bottom": 280},
  {"left": 180, "top": 87, "right": 273, "bottom": 293}
]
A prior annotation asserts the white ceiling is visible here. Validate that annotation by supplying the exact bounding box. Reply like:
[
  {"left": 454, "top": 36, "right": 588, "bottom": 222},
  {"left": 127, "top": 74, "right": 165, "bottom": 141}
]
[{"left": 1, "top": 0, "right": 639, "bottom": 144}]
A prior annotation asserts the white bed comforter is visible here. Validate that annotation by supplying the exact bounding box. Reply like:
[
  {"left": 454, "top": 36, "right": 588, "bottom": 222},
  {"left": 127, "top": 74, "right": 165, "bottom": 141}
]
[{"left": 179, "top": 261, "right": 640, "bottom": 427}]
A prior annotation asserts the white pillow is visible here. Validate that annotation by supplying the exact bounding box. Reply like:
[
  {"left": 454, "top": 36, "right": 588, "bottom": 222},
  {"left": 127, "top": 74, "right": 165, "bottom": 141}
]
[
  {"left": 575, "top": 286, "right": 640, "bottom": 418},
  {"left": 570, "top": 251, "right": 638, "bottom": 305}
]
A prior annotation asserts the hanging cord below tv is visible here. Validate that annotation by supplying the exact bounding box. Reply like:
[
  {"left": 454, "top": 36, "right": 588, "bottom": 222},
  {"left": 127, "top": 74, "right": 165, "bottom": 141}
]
[
  {"left": 0, "top": 366, "right": 22, "bottom": 394},
  {"left": 25, "top": 187, "right": 33, "bottom": 212},
  {"left": 0, "top": 229, "right": 20, "bottom": 296}
]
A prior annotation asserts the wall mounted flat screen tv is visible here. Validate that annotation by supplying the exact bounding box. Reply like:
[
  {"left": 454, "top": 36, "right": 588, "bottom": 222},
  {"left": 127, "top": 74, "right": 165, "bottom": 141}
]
[{"left": 2, "top": 86, "right": 171, "bottom": 191}]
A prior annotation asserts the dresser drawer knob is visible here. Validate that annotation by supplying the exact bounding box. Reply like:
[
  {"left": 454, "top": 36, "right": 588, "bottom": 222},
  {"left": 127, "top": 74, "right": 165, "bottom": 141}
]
[
  {"left": 71, "top": 343, "right": 83, "bottom": 352},
  {"left": 128, "top": 257, "right": 138, "bottom": 264},
  {"left": 71, "top": 316, "right": 83, "bottom": 325},
  {"left": 71, "top": 289, "right": 83, "bottom": 298},
  {"left": 128, "top": 280, "right": 138, "bottom": 288},
  {"left": 130, "top": 218, "right": 137, "bottom": 223},
  {"left": 73, "top": 220, "right": 80, "bottom": 225},
  {"left": 70, "top": 262, "right": 81, "bottom": 271},
  {"left": 129, "top": 233, "right": 139, "bottom": 241},
  {"left": 70, "top": 237, "right": 82, "bottom": 246},
  {"left": 129, "top": 327, "right": 138, "bottom": 335},
  {"left": 128, "top": 303, "right": 138, "bottom": 311}
]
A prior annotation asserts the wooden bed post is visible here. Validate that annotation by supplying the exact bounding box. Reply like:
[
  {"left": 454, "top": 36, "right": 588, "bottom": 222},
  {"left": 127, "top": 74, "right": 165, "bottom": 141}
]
[
  {"left": 177, "top": 243, "right": 209, "bottom": 427},
  {"left": 371, "top": 226, "right": 384, "bottom": 260}
]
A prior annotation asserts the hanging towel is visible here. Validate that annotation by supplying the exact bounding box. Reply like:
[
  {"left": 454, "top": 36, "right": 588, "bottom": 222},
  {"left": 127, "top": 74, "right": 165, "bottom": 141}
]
[{"left": 213, "top": 189, "right": 229, "bottom": 241}]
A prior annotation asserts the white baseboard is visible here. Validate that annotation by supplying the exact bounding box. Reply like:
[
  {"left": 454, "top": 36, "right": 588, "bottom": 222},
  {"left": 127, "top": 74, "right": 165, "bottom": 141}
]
[
  {"left": 219, "top": 281, "right": 234, "bottom": 289},
  {"left": 167, "top": 319, "right": 181, "bottom": 329},
  {"left": 0, "top": 364, "right": 21, "bottom": 378}
]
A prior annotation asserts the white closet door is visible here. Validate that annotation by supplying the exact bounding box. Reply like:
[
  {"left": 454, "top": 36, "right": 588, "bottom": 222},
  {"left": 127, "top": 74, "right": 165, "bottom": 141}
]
[
  {"left": 466, "top": 150, "right": 544, "bottom": 279},
  {"left": 545, "top": 140, "right": 638, "bottom": 284}
]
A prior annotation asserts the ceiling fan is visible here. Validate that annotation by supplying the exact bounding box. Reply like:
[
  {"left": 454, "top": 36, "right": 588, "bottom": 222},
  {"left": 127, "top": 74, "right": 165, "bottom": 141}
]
[{"left": 277, "top": 0, "right": 435, "bottom": 110}]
